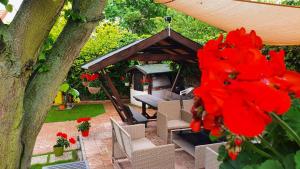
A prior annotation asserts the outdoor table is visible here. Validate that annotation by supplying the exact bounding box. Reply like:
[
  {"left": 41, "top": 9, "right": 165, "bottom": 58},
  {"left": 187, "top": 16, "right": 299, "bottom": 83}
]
[{"left": 133, "top": 94, "right": 165, "bottom": 119}]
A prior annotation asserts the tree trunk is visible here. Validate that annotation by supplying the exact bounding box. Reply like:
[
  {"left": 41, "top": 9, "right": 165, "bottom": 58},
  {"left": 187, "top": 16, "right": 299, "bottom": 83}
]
[{"left": 0, "top": 0, "right": 106, "bottom": 168}]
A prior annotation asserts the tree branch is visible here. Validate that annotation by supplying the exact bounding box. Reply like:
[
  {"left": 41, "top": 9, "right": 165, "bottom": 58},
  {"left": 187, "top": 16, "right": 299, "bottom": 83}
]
[
  {"left": 20, "top": 0, "right": 107, "bottom": 167},
  {"left": 9, "top": 0, "right": 65, "bottom": 68}
]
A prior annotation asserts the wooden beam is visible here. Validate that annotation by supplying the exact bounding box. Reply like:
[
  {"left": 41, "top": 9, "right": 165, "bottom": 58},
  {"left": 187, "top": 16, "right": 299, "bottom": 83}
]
[
  {"left": 102, "top": 70, "right": 122, "bottom": 102},
  {"left": 130, "top": 53, "right": 197, "bottom": 62},
  {"left": 99, "top": 81, "right": 126, "bottom": 122},
  {"left": 171, "top": 65, "right": 182, "bottom": 92}
]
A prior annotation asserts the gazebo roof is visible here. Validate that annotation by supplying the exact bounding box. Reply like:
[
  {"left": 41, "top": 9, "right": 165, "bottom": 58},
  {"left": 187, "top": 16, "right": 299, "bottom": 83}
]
[
  {"left": 81, "top": 28, "right": 201, "bottom": 72},
  {"left": 127, "top": 64, "right": 173, "bottom": 75}
]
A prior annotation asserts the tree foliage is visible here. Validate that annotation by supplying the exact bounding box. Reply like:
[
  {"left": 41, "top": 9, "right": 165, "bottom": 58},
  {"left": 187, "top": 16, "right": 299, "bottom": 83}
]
[{"left": 68, "top": 21, "right": 139, "bottom": 99}]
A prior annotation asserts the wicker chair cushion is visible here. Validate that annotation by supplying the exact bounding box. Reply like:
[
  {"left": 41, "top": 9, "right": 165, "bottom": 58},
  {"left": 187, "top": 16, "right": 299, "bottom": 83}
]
[
  {"left": 132, "top": 138, "right": 155, "bottom": 151},
  {"left": 167, "top": 120, "right": 190, "bottom": 130},
  {"left": 182, "top": 99, "right": 194, "bottom": 113}
]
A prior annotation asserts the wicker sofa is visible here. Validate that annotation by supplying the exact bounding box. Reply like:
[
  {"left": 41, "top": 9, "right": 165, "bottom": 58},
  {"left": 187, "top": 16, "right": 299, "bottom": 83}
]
[
  {"left": 110, "top": 118, "right": 175, "bottom": 169},
  {"left": 157, "top": 99, "right": 193, "bottom": 143}
]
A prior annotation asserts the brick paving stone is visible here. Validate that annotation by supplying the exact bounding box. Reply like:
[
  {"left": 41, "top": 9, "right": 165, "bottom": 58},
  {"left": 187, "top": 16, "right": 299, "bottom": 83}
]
[
  {"left": 31, "top": 155, "right": 48, "bottom": 165},
  {"left": 49, "top": 151, "right": 73, "bottom": 163},
  {"left": 34, "top": 101, "right": 195, "bottom": 169}
]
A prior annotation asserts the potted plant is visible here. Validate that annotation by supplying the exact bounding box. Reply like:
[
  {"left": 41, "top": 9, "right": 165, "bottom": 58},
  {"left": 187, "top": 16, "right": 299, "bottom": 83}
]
[
  {"left": 87, "top": 73, "right": 101, "bottom": 94},
  {"left": 58, "top": 83, "right": 80, "bottom": 109},
  {"left": 58, "top": 104, "right": 65, "bottom": 110},
  {"left": 53, "top": 132, "right": 76, "bottom": 157},
  {"left": 77, "top": 117, "right": 91, "bottom": 137},
  {"left": 80, "top": 73, "right": 91, "bottom": 87}
]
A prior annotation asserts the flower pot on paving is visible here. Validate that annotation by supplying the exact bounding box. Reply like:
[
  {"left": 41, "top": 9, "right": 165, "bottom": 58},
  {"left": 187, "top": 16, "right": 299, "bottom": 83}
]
[
  {"left": 53, "top": 146, "right": 64, "bottom": 157},
  {"left": 81, "top": 130, "right": 90, "bottom": 137}
]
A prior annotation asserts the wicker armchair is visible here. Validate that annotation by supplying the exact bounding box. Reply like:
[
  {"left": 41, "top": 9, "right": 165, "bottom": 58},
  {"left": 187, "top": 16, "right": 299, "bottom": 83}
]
[
  {"left": 157, "top": 99, "right": 193, "bottom": 143},
  {"left": 110, "top": 118, "right": 175, "bottom": 169},
  {"left": 204, "top": 146, "right": 223, "bottom": 169}
]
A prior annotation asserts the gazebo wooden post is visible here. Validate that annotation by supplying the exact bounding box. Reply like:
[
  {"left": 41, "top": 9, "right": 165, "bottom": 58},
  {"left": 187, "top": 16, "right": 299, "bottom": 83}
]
[
  {"left": 171, "top": 65, "right": 182, "bottom": 92},
  {"left": 99, "top": 81, "right": 126, "bottom": 122},
  {"left": 100, "top": 70, "right": 134, "bottom": 124}
]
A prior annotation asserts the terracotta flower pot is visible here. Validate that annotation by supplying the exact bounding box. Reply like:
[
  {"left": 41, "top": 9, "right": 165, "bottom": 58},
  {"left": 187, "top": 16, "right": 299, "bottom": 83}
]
[
  {"left": 58, "top": 104, "right": 65, "bottom": 110},
  {"left": 53, "top": 146, "right": 64, "bottom": 157},
  {"left": 82, "top": 81, "right": 89, "bottom": 87},
  {"left": 88, "top": 86, "right": 100, "bottom": 94},
  {"left": 81, "top": 130, "right": 90, "bottom": 137}
]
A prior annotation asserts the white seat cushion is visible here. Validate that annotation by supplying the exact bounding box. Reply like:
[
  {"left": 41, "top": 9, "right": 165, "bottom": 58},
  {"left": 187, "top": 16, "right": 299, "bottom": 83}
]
[
  {"left": 132, "top": 138, "right": 155, "bottom": 151},
  {"left": 167, "top": 120, "right": 190, "bottom": 130}
]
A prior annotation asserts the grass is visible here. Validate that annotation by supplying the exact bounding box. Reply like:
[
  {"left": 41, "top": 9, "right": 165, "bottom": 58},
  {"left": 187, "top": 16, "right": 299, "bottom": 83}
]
[
  {"left": 45, "top": 104, "right": 105, "bottom": 123},
  {"left": 30, "top": 150, "right": 78, "bottom": 169}
]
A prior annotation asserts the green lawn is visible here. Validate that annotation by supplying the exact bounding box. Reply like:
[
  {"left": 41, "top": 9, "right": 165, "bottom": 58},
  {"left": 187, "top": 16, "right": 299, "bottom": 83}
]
[{"left": 45, "top": 104, "right": 105, "bottom": 123}]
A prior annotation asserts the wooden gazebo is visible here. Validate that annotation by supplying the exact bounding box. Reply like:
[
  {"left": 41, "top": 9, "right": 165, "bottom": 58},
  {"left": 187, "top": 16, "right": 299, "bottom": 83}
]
[{"left": 82, "top": 28, "right": 201, "bottom": 125}]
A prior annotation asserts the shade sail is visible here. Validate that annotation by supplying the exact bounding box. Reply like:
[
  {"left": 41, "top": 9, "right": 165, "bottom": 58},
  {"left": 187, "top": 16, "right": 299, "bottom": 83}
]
[{"left": 156, "top": 0, "right": 300, "bottom": 45}]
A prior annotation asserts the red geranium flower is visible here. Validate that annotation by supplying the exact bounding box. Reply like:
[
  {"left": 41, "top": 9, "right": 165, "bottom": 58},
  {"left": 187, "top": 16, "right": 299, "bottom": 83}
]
[
  {"left": 69, "top": 137, "right": 76, "bottom": 144},
  {"left": 61, "top": 133, "right": 68, "bottom": 139},
  {"left": 228, "top": 151, "right": 238, "bottom": 160},
  {"left": 190, "top": 119, "right": 201, "bottom": 132},
  {"left": 56, "top": 132, "right": 63, "bottom": 137}
]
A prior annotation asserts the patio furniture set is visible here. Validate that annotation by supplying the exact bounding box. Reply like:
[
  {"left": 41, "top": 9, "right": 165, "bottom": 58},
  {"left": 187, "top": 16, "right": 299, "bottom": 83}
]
[{"left": 111, "top": 98, "right": 225, "bottom": 169}]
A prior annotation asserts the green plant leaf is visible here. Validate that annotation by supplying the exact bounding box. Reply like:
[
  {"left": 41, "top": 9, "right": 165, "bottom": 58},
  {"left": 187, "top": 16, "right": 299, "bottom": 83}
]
[
  {"left": 257, "top": 160, "right": 283, "bottom": 169},
  {"left": 68, "top": 88, "right": 80, "bottom": 97},
  {"left": 295, "top": 150, "right": 300, "bottom": 169},
  {"left": 0, "top": 0, "right": 8, "bottom": 6},
  {"left": 5, "top": 4, "right": 12, "bottom": 12},
  {"left": 59, "top": 83, "right": 70, "bottom": 93},
  {"left": 282, "top": 99, "right": 300, "bottom": 142},
  {"left": 282, "top": 153, "right": 296, "bottom": 169},
  {"left": 242, "top": 165, "right": 258, "bottom": 169}
]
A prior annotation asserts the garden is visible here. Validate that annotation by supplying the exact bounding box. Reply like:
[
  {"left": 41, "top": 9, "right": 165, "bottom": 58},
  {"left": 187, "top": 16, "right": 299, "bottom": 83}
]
[{"left": 0, "top": 0, "right": 300, "bottom": 169}]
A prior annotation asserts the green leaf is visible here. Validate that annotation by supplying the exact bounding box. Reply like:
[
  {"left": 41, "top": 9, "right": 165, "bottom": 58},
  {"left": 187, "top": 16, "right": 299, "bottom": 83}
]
[
  {"left": 68, "top": 88, "right": 80, "bottom": 97},
  {"left": 257, "top": 160, "right": 283, "bottom": 169},
  {"left": 218, "top": 145, "right": 228, "bottom": 161},
  {"left": 282, "top": 153, "right": 296, "bottom": 169},
  {"left": 38, "top": 53, "right": 46, "bottom": 61},
  {"left": 59, "top": 83, "right": 70, "bottom": 92},
  {"left": 295, "top": 150, "right": 300, "bottom": 169},
  {"left": 282, "top": 99, "right": 300, "bottom": 142},
  {"left": 5, "top": 4, "right": 12, "bottom": 12},
  {"left": 209, "top": 134, "right": 218, "bottom": 142},
  {"left": 0, "top": 0, "right": 8, "bottom": 6},
  {"left": 242, "top": 165, "right": 258, "bottom": 169}
]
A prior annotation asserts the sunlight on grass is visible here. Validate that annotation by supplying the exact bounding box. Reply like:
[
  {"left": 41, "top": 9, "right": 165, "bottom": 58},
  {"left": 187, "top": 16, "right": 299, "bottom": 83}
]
[{"left": 45, "top": 104, "right": 105, "bottom": 123}]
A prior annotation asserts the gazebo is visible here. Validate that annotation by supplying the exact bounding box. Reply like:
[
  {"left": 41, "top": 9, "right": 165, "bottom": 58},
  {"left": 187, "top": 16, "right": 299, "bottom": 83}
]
[{"left": 82, "top": 28, "right": 201, "bottom": 125}]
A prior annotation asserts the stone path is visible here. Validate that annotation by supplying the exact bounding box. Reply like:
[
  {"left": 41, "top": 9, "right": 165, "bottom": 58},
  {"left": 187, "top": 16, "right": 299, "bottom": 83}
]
[{"left": 33, "top": 101, "right": 195, "bottom": 169}]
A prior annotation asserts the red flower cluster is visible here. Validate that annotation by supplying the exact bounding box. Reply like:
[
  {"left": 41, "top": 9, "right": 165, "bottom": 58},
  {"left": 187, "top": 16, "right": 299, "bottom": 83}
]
[
  {"left": 69, "top": 137, "right": 76, "bottom": 144},
  {"left": 80, "top": 73, "right": 99, "bottom": 81},
  {"left": 56, "top": 132, "right": 76, "bottom": 144},
  {"left": 56, "top": 132, "right": 68, "bottom": 139},
  {"left": 193, "top": 27, "right": 300, "bottom": 137},
  {"left": 140, "top": 78, "right": 152, "bottom": 84},
  {"left": 77, "top": 117, "right": 91, "bottom": 123}
]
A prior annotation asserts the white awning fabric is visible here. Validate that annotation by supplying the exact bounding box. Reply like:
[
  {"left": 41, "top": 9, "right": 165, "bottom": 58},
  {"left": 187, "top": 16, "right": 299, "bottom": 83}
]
[{"left": 155, "top": 0, "right": 300, "bottom": 45}]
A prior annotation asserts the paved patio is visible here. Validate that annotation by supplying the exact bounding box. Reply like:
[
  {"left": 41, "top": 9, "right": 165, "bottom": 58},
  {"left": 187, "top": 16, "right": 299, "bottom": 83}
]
[{"left": 33, "top": 101, "right": 195, "bottom": 169}]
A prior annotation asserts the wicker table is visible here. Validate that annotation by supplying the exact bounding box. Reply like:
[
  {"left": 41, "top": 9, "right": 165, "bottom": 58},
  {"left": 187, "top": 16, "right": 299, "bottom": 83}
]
[{"left": 170, "top": 128, "right": 225, "bottom": 169}]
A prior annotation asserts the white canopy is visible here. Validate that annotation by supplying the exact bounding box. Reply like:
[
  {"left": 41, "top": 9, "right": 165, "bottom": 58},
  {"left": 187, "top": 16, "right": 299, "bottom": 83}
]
[{"left": 155, "top": 0, "right": 300, "bottom": 45}]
